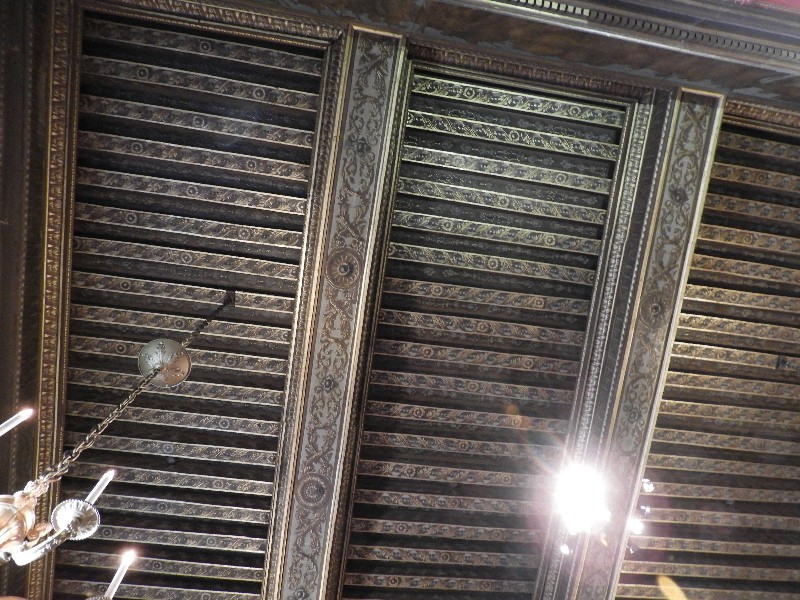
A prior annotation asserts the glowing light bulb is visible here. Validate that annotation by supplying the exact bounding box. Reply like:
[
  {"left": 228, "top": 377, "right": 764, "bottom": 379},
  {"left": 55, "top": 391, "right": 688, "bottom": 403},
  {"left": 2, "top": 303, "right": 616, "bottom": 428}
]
[{"left": 554, "top": 464, "right": 610, "bottom": 535}]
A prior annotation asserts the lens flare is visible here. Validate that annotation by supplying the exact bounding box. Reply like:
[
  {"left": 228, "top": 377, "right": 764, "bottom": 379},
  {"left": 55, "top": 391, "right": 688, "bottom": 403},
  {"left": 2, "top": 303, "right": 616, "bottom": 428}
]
[
  {"left": 657, "top": 575, "right": 688, "bottom": 600},
  {"left": 554, "top": 464, "right": 610, "bottom": 535}
]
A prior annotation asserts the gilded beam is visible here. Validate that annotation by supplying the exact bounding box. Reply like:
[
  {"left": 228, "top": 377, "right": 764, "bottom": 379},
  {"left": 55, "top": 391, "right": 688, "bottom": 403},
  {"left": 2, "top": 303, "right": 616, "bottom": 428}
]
[
  {"left": 267, "top": 28, "right": 406, "bottom": 600},
  {"left": 573, "top": 90, "right": 724, "bottom": 600}
]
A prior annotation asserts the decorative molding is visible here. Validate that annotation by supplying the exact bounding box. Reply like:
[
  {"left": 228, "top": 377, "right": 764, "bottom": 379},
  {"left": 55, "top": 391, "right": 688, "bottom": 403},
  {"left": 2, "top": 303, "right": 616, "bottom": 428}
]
[
  {"left": 409, "top": 42, "right": 654, "bottom": 101},
  {"left": 86, "top": 0, "right": 342, "bottom": 42},
  {"left": 26, "top": 0, "right": 81, "bottom": 596},
  {"left": 484, "top": 0, "right": 800, "bottom": 70},
  {"left": 535, "top": 86, "right": 670, "bottom": 600},
  {"left": 725, "top": 98, "right": 800, "bottom": 132},
  {"left": 574, "top": 89, "right": 724, "bottom": 600},
  {"left": 272, "top": 28, "right": 405, "bottom": 600}
]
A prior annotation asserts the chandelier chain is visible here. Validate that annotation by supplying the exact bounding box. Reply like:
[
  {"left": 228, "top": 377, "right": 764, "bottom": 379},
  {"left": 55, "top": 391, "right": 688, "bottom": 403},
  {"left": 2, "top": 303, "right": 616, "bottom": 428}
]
[
  {"left": 30, "top": 369, "right": 160, "bottom": 493},
  {"left": 26, "top": 290, "right": 234, "bottom": 496},
  {"left": 180, "top": 290, "right": 234, "bottom": 348}
]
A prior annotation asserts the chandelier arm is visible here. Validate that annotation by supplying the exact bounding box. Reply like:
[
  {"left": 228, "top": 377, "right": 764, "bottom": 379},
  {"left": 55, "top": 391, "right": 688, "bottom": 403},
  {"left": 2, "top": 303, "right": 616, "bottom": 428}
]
[{"left": 10, "top": 528, "right": 71, "bottom": 566}]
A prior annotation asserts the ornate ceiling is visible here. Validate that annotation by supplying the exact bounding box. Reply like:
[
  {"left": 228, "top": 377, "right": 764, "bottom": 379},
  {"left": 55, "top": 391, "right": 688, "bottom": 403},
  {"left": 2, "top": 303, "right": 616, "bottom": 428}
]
[{"left": 0, "top": 1, "right": 798, "bottom": 600}]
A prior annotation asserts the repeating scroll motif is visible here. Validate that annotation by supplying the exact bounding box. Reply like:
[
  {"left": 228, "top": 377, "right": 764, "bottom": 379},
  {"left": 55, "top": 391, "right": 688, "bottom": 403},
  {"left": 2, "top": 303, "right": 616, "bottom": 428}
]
[
  {"left": 574, "top": 91, "right": 722, "bottom": 600},
  {"left": 277, "top": 30, "right": 404, "bottom": 600},
  {"left": 28, "top": 0, "right": 76, "bottom": 595}
]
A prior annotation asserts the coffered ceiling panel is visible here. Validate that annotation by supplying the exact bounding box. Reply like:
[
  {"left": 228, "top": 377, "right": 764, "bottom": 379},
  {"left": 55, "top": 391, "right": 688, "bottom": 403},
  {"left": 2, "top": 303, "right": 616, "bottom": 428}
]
[
  {"left": 54, "top": 13, "right": 325, "bottom": 599},
  {"left": 341, "top": 67, "right": 628, "bottom": 599},
  {"left": 615, "top": 114, "right": 800, "bottom": 599}
]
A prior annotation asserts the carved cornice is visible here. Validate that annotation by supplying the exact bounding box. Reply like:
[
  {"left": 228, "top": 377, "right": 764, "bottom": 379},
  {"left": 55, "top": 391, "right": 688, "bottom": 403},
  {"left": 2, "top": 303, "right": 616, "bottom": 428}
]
[
  {"left": 482, "top": 0, "right": 800, "bottom": 71},
  {"left": 86, "top": 0, "right": 343, "bottom": 42},
  {"left": 265, "top": 0, "right": 800, "bottom": 105}
]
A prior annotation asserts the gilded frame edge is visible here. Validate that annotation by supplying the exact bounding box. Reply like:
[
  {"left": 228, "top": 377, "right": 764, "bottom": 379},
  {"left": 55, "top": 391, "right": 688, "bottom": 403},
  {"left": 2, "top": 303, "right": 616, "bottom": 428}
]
[
  {"left": 264, "top": 22, "right": 348, "bottom": 600},
  {"left": 575, "top": 89, "right": 725, "bottom": 600},
  {"left": 28, "top": 0, "right": 349, "bottom": 597},
  {"left": 27, "top": 0, "right": 82, "bottom": 595}
]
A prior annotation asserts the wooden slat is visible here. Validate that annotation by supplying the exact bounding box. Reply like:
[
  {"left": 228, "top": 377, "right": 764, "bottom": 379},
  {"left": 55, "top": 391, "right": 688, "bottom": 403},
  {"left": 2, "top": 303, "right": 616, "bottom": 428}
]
[
  {"left": 403, "top": 145, "right": 612, "bottom": 193},
  {"left": 56, "top": 581, "right": 261, "bottom": 600},
  {"left": 68, "top": 368, "right": 285, "bottom": 406},
  {"left": 67, "top": 401, "right": 281, "bottom": 436},
  {"left": 81, "top": 95, "right": 314, "bottom": 149},
  {"left": 358, "top": 459, "right": 544, "bottom": 488},
  {"left": 56, "top": 15, "right": 322, "bottom": 598},
  {"left": 84, "top": 18, "right": 324, "bottom": 76},
  {"left": 349, "top": 68, "right": 621, "bottom": 598},
  {"left": 716, "top": 130, "right": 800, "bottom": 163},
  {"left": 63, "top": 432, "right": 277, "bottom": 465},
  {"left": 617, "top": 584, "right": 800, "bottom": 600},
  {"left": 618, "top": 121, "right": 800, "bottom": 600},
  {"left": 69, "top": 462, "right": 273, "bottom": 496},
  {"left": 82, "top": 55, "right": 319, "bottom": 114},
  {"left": 348, "top": 544, "right": 537, "bottom": 568},
  {"left": 406, "top": 109, "right": 619, "bottom": 159},
  {"left": 60, "top": 550, "right": 263, "bottom": 581},
  {"left": 354, "top": 489, "right": 544, "bottom": 516},
  {"left": 96, "top": 494, "right": 269, "bottom": 524},
  {"left": 411, "top": 74, "right": 626, "bottom": 126},
  {"left": 350, "top": 518, "right": 539, "bottom": 543},
  {"left": 398, "top": 177, "right": 607, "bottom": 224},
  {"left": 344, "top": 573, "right": 535, "bottom": 593},
  {"left": 77, "top": 167, "right": 307, "bottom": 219}
]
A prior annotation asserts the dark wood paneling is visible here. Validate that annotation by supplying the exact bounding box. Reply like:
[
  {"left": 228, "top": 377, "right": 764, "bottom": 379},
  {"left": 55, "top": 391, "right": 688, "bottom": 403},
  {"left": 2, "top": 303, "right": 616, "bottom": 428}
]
[
  {"left": 52, "top": 14, "right": 324, "bottom": 599},
  {"left": 615, "top": 116, "right": 800, "bottom": 600},
  {"left": 342, "top": 66, "right": 627, "bottom": 600}
]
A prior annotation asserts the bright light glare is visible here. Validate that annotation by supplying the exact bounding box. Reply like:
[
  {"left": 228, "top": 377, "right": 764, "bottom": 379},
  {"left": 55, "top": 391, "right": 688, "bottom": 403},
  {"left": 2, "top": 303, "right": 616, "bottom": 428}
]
[
  {"left": 121, "top": 549, "right": 137, "bottom": 566},
  {"left": 554, "top": 464, "right": 610, "bottom": 535},
  {"left": 628, "top": 517, "right": 645, "bottom": 535}
]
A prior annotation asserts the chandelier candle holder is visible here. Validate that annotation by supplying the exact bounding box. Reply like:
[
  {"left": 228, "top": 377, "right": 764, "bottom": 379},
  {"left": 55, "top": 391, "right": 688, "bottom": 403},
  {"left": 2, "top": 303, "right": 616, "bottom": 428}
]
[
  {"left": 86, "top": 549, "right": 136, "bottom": 600},
  {"left": 0, "top": 291, "right": 234, "bottom": 568},
  {"left": 0, "top": 410, "right": 34, "bottom": 439}
]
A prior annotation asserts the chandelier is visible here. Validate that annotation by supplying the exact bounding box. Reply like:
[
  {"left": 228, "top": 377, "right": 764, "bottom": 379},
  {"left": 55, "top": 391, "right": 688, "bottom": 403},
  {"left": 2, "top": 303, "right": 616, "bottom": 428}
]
[
  {"left": 0, "top": 292, "right": 234, "bottom": 596},
  {"left": 553, "top": 464, "right": 653, "bottom": 557}
]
